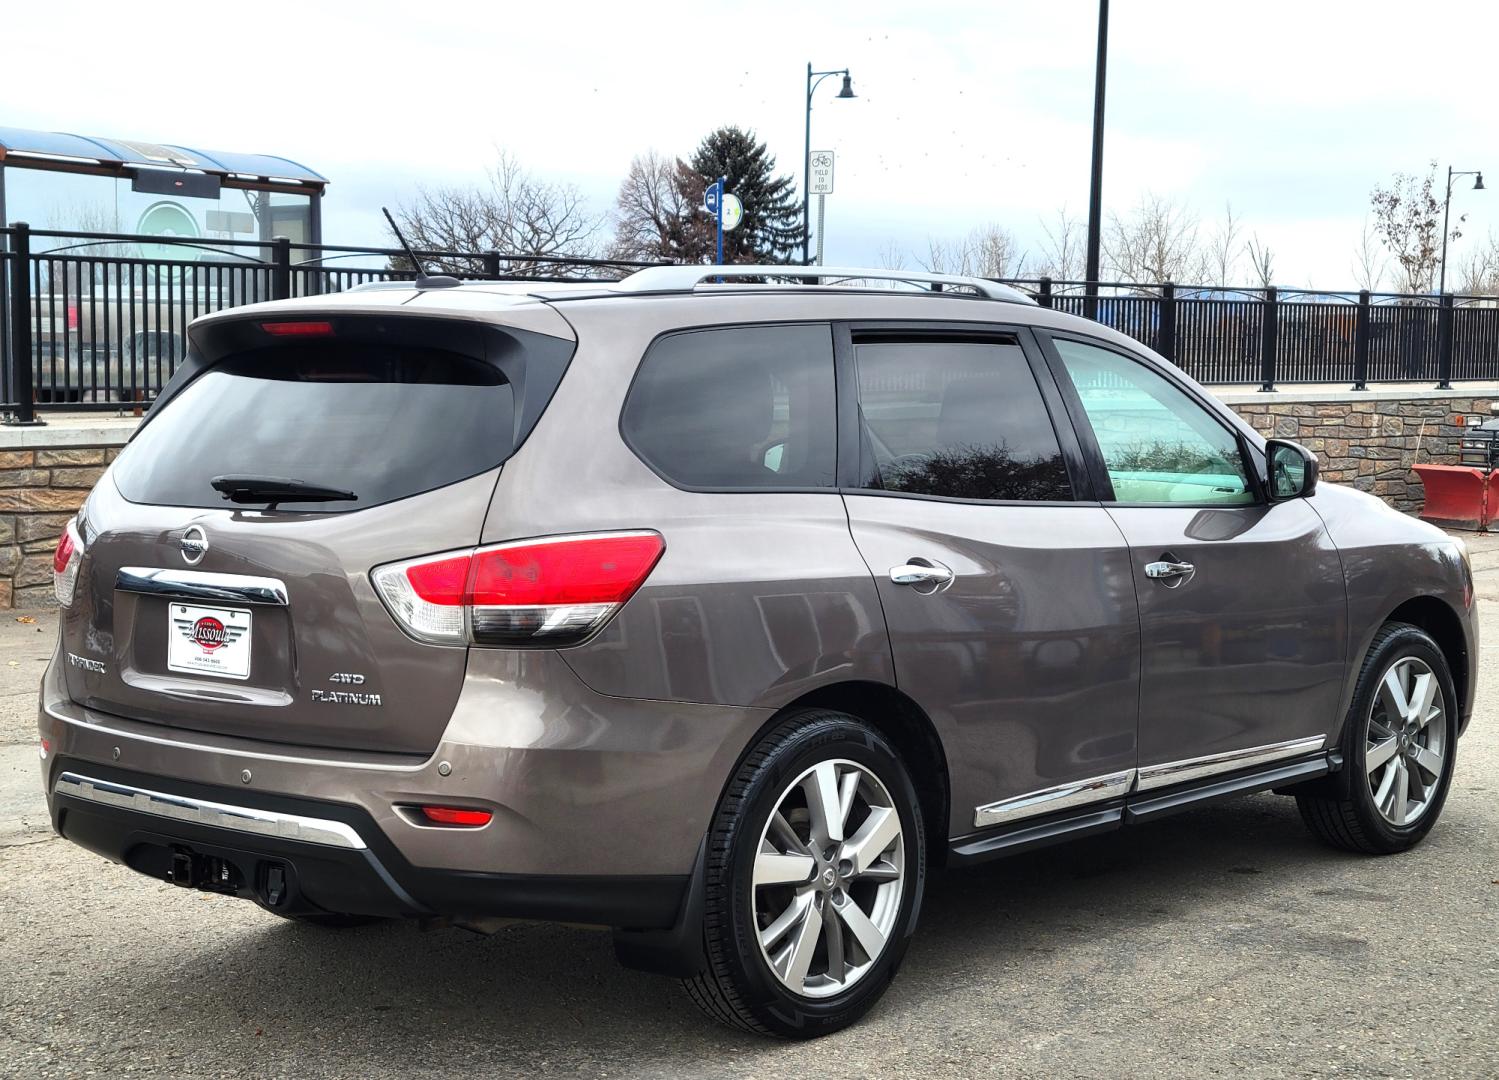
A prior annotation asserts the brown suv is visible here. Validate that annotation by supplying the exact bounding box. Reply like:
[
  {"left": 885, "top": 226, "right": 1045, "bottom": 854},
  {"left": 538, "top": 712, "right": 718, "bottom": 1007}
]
[{"left": 39, "top": 266, "right": 1476, "bottom": 1037}]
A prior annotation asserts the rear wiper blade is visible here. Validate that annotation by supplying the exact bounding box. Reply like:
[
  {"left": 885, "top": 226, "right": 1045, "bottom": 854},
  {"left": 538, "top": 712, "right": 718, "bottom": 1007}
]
[{"left": 211, "top": 474, "right": 357, "bottom": 505}]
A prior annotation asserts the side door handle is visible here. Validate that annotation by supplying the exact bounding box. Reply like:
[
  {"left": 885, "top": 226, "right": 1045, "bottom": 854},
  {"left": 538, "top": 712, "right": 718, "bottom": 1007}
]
[
  {"left": 890, "top": 562, "right": 954, "bottom": 586},
  {"left": 1144, "top": 560, "right": 1195, "bottom": 580}
]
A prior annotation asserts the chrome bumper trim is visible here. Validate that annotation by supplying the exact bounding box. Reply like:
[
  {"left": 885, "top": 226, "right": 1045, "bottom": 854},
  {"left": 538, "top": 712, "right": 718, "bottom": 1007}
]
[
  {"left": 116, "top": 567, "right": 289, "bottom": 607},
  {"left": 1134, "top": 735, "right": 1327, "bottom": 792},
  {"left": 53, "top": 771, "right": 367, "bottom": 850},
  {"left": 974, "top": 768, "right": 1136, "bottom": 830}
]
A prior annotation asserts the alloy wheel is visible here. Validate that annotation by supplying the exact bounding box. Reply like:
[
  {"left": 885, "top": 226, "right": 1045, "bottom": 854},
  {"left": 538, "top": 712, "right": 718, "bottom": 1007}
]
[
  {"left": 1366, "top": 656, "right": 1447, "bottom": 827},
  {"left": 751, "top": 758, "right": 905, "bottom": 998}
]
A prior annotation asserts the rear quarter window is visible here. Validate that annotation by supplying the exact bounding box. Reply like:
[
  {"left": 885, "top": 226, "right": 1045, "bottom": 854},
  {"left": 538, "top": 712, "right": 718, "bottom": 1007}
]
[{"left": 621, "top": 323, "right": 837, "bottom": 491}]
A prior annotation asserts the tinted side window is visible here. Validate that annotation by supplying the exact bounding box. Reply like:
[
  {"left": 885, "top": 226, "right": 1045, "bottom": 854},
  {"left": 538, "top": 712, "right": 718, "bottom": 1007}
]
[
  {"left": 1051, "top": 337, "right": 1254, "bottom": 506},
  {"left": 853, "top": 339, "right": 1073, "bottom": 501},
  {"left": 622, "top": 324, "right": 837, "bottom": 490}
]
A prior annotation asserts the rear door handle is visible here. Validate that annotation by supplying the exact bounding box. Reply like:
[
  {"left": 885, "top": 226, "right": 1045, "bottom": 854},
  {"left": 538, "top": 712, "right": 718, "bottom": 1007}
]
[
  {"left": 1144, "top": 560, "right": 1195, "bottom": 580},
  {"left": 890, "top": 563, "right": 954, "bottom": 586}
]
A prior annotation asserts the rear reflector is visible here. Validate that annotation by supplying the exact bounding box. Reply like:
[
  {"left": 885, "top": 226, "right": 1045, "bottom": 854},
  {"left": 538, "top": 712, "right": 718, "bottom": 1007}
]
[
  {"left": 419, "top": 806, "right": 493, "bottom": 827},
  {"left": 371, "top": 531, "right": 664, "bottom": 647},
  {"left": 261, "top": 320, "right": 334, "bottom": 337}
]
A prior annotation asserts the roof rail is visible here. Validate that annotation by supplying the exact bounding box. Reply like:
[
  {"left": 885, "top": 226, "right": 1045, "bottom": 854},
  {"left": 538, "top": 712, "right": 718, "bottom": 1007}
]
[{"left": 613, "top": 265, "right": 1036, "bottom": 304}]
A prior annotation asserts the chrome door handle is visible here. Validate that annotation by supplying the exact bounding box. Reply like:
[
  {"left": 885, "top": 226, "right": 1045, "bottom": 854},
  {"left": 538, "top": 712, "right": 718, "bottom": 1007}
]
[
  {"left": 1144, "top": 560, "right": 1195, "bottom": 580},
  {"left": 890, "top": 563, "right": 954, "bottom": 586}
]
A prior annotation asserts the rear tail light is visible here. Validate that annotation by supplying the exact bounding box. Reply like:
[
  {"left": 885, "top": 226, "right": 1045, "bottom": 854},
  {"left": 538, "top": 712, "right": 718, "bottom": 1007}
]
[
  {"left": 53, "top": 518, "right": 84, "bottom": 606},
  {"left": 372, "top": 531, "right": 664, "bottom": 648},
  {"left": 67, "top": 304, "right": 79, "bottom": 331}
]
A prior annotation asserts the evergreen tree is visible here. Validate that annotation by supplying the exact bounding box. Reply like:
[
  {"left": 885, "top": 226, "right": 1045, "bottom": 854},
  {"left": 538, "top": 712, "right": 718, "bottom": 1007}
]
[{"left": 676, "top": 126, "right": 804, "bottom": 264}]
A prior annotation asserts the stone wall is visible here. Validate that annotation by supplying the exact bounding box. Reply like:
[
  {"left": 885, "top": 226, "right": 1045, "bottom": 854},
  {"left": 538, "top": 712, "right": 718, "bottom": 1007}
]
[
  {"left": 0, "top": 446, "right": 122, "bottom": 608},
  {"left": 1221, "top": 390, "right": 1493, "bottom": 514}
]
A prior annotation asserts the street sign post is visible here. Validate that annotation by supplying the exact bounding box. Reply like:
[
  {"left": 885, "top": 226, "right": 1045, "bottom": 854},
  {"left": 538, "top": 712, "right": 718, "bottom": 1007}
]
[
  {"left": 703, "top": 176, "right": 741, "bottom": 267},
  {"left": 810, "top": 151, "right": 834, "bottom": 264},
  {"left": 809, "top": 151, "right": 834, "bottom": 195}
]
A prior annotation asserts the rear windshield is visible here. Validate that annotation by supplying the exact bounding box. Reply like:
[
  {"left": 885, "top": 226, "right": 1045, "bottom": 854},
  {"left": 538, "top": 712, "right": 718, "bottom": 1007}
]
[{"left": 112, "top": 342, "right": 515, "bottom": 512}]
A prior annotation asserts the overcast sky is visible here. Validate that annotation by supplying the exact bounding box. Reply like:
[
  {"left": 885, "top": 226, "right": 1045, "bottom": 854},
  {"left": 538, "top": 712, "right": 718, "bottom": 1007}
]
[{"left": 7, "top": 0, "right": 1497, "bottom": 288}]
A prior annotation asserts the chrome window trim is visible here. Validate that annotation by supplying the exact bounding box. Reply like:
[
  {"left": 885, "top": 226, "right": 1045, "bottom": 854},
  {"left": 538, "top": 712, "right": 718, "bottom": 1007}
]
[
  {"left": 116, "top": 567, "right": 289, "bottom": 607},
  {"left": 974, "top": 768, "right": 1136, "bottom": 830},
  {"left": 1134, "top": 735, "right": 1327, "bottom": 792},
  {"left": 52, "top": 771, "right": 366, "bottom": 849}
]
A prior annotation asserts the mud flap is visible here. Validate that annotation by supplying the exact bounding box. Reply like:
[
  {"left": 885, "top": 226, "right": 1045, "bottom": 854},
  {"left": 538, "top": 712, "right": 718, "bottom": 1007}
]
[{"left": 611, "top": 837, "right": 708, "bottom": 979}]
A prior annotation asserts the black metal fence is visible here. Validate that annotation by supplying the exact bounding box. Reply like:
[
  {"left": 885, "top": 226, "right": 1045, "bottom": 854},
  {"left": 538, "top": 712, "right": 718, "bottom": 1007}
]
[
  {"left": 1007, "top": 278, "right": 1499, "bottom": 391},
  {"left": 0, "top": 222, "right": 661, "bottom": 422},
  {"left": 6, "top": 224, "right": 1499, "bottom": 423}
]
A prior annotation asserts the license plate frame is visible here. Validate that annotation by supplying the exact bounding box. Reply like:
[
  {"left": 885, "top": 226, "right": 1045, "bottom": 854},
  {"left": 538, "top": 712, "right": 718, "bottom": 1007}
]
[{"left": 167, "top": 602, "right": 253, "bottom": 680}]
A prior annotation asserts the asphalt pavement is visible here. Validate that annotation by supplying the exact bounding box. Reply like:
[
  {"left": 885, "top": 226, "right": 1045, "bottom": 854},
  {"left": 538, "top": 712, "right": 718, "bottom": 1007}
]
[{"left": 2, "top": 536, "right": 1497, "bottom": 1079}]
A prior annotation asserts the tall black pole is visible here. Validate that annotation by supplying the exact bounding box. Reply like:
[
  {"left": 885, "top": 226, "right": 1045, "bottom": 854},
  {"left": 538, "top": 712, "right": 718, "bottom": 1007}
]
[
  {"left": 1084, "top": 0, "right": 1108, "bottom": 320},
  {"left": 1439, "top": 166, "right": 1453, "bottom": 296},
  {"left": 803, "top": 63, "right": 813, "bottom": 266}
]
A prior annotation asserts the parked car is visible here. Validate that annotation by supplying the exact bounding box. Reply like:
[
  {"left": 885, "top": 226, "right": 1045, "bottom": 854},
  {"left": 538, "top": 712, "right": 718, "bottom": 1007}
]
[{"left": 39, "top": 265, "right": 1476, "bottom": 1038}]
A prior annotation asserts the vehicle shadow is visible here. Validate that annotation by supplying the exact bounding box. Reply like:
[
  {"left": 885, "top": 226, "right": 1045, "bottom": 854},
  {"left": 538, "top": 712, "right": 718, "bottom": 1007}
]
[{"left": 110, "top": 792, "right": 1369, "bottom": 1071}]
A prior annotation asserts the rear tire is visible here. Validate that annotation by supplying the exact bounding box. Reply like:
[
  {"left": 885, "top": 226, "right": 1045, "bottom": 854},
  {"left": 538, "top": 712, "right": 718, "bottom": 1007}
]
[
  {"left": 1298, "top": 622, "right": 1458, "bottom": 854},
  {"left": 684, "top": 709, "right": 926, "bottom": 1038}
]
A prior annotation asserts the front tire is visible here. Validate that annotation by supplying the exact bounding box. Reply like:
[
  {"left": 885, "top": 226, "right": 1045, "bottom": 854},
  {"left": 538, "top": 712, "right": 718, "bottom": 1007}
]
[
  {"left": 1298, "top": 622, "right": 1458, "bottom": 854},
  {"left": 685, "top": 709, "right": 926, "bottom": 1038}
]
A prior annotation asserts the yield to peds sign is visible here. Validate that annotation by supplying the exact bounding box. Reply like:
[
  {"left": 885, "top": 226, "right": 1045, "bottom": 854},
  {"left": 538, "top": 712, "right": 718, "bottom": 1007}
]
[{"left": 810, "top": 150, "right": 834, "bottom": 194}]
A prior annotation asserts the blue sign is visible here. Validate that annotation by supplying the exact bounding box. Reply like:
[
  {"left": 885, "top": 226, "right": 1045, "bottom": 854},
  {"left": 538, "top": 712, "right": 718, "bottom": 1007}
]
[{"left": 703, "top": 180, "right": 722, "bottom": 216}]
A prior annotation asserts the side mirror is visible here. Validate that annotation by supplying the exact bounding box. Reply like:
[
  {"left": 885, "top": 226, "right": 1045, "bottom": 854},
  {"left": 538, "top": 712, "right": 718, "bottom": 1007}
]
[{"left": 1265, "top": 439, "right": 1319, "bottom": 501}]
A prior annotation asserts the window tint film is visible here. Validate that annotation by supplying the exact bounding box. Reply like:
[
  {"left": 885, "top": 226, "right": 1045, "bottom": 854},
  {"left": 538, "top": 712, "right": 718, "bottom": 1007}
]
[
  {"left": 113, "top": 342, "right": 515, "bottom": 512},
  {"left": 853, "top": 339, "right": 1072, "bottom": 501},
  {"left": 622, "top": 324, "right": 836, "bottom": 490},
  {"left": 1051, "top": 337, "right": 1253, "bottom": 506}
]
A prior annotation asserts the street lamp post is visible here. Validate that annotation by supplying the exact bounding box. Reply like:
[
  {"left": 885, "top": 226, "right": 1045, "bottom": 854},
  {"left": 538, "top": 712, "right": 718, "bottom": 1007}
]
[
  {"left": 1439, "top": 165, "right": 1484, "bottom": 295},
  {"left": 804, "top": 63, "right": 854, "bottom": 266}
]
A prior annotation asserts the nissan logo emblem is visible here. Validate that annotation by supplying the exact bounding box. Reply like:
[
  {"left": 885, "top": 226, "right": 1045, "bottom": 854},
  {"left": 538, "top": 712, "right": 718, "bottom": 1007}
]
[{"left": 180, "top": 525, "right": 209, "bottom": 565}]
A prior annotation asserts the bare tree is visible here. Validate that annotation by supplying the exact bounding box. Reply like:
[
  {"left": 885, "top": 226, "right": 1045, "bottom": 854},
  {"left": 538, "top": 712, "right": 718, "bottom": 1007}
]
[
  {"left": 1103, "top": 193, "right": 1205, "bottom": 285},
  {"left": 392, "top": 151, "right": 604, "bottom": 275},
  {"left": 1033, "top": 206, "right": 1084, "bottom": 281},
  {"left": 1244, "top": 232, "right": 1275, "bottom": 288},
  {"left": 609, "top": 151, "right": 695, "bottom": 262},
  {"left": 922, "top": 224, "right": 1027, "bottom": 278},
  {"left": 876, "top": 239, "right": 908, "bottom": 270},
  {"left": 1370, "top": 162, "right": 1462, "bottom": 294},
  {"left": 1455, "top": 232, "right": 1499, "bottom": 295},
  {"left": 1204, "top": 202, "right": 1242, "bottom": 286},
  {"left": 1350, "top": 215, "right": 1387, "bottom": 292}
]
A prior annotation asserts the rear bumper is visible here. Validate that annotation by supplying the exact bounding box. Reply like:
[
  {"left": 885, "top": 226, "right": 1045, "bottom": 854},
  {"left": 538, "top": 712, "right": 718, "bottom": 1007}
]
[
  {"left": 47, "top": 760, "right": 688, "bottom": 927},
  {"left": 39, "top": 642, "right": 771, "bottom": 926}
]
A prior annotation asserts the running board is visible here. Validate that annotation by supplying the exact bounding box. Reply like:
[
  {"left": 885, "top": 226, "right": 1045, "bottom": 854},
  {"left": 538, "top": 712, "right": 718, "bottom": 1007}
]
[{"left": 948, "top": 753, "right": 1331, "bottom": 867}]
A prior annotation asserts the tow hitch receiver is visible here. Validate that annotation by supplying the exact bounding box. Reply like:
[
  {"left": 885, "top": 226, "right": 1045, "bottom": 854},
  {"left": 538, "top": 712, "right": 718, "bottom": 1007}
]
[{"left": 165, "top": 848, "right": 239, "bottom": 894}]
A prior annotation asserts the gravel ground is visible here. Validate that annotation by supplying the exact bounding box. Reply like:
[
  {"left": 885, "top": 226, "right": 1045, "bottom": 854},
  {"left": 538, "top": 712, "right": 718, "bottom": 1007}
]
[{"left": 2, "top": 535, "right": 1497, "bottom": 1079}]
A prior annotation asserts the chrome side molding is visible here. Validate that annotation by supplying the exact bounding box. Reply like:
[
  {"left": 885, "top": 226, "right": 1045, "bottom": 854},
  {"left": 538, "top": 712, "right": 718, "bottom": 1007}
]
[
  {"left": 972, "top": 735, "right": 1329, "bottom": 830},
  {"left": 53, "top": 772, "right": 366, "bottom": 849},
  {"left": 1134, "top": 735, "right": 1326, "bottom": 792},
  {"left": 116, "top": 567, "right": 289, "bottom": 607},
  {"left": 974, "top": 769, "right": 1135, "bottom": 829}
]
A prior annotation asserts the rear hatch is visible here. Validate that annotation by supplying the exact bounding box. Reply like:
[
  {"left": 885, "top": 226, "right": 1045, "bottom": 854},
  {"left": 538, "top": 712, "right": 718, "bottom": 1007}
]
[{"left": 58, "top": 308, "right": 574, "bottom": 755}]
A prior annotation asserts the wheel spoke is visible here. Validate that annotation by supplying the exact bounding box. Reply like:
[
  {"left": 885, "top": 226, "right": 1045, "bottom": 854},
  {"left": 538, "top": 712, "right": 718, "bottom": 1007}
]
[
  {"left": 859, "top": 860, "right": 902, "bottom": 882},
  {"left": 837, "top": 768, "right": 861, "bottom": 832},
  {"left": 1372, "top": 760, "right": 1397, "bottom": 808},
  {"left": 1408, "top": 672, "right": 1437, "bottom": 727},
  {"left": 1379, "top": 666, "right": 1413, "bottom": 726},
  {"left": 769, "top": 811, "right": 809, "bottom": 855},
  {"left": 803, "top": 761, "right": 847, "bottom": 845},
  {"left": 775, "top": 895, "right": 823, "bottom": 988},
  {"left": 1366, "top": 736, "right": 1399, "bottom": 773},
  {"left": 1404, "top": 755, "right": 1429, "bottom": 803},
  {"left": 1411, "top": 743, "right": 1443, "bottom": 780},
  {"left": 834, "top": 895, "right": 888, "bottom": 962},
  {"left": 1384, "top": 760, "right": 1410, "bottom": 824},
  {"left": 822, "top": 897, "right": 846, "bottom": 984},
  {"left": 842, "top": 805, "right": 901, "bottom": 876},
  {"left": 755, "top": 850, "right": 815, "bottom": 888},
  {"left": 760, "top": 892, "right": 809, "bottom": 952}
]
